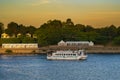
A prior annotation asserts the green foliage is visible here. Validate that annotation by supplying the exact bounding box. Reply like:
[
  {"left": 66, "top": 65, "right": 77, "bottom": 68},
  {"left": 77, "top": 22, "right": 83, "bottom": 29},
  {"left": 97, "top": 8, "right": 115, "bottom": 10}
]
[
  {"left": 22, "top": 37, "right": 37, "bottom": 43},
  {"left": 61, "top": 26, "right": 76, "bottom": 41},
  {"left": 36, "top": 26, "right": 62, "bottom": 46},
  {"left": 1, "top": 19, "right": 120, "bottom": 46},
  {"left": 95, "top": 36, "right": 109, "bottom": 45},
  {"left": 1, "top": 38, "right": 21, "bottom": 43},
  {"left": 0, "top": 39, "right": 2, "bottom": 46},
  {"left": 98, "top": 25, "right": 117, "bottom": 41},
  {"left": 5, "top": 22, "right": 37, "bottom": 37},
  {"left": 26, "top": 26, "right": 37, "bottom": 37},
  {"left": 0, "top": 22, "right": 4, "bottom": 37},
  {"left": 6, "top": 22, "right": 19, "bottom": 36},
  {"left": 65, "top": 18, "right": 74, "bottom": 26},
  {"left": 117, "top": 26, "right": 120, "bottom": 36},
  {"left": 113, "top": 36, "right": 120, "bottom": 45},
  {"left": 18, "top": 24, "right": 27, "bottom": 35},
  {"left": 5, "top": 49, "right": 13, "bottom": 54},
  {"left": 75, "top": 24, "right": 86, "bottom": 32},
  {"left": 35, "top": 19, "right": 120, "bottom": 46},
  {"left": 17, "top": 34, "right": 37, "bottom": 43},
  {"left": 85, "top": 25, "right": 94, "bottom": 32}
]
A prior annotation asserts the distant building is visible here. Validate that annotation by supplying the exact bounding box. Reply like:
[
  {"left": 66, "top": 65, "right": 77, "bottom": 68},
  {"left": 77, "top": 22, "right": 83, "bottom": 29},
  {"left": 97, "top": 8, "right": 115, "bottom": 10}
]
[
  {"left": 58, "top": 40, "right": 94, "bottom": 46},
  {"left": 1, "top": 33, "right": 10, "bottom": 38},
  {"left": 33, "top": 34, "right": 37, "bottom": 38},
  {"left": 1, "top": 33, "right": 37, "bottom": 38},
  {"left": 26, "top": 33, "right": 32, "bottom": 37},
  {"left": 11, "top": 34, "right": 16, "bottom": 38},
  {"left": 2, "top": 43, "right": 38, "bottom": 48},
  {"left": 58, "top": 40, "right": 67, "bottom": 46},
  {"left": 17, "top": 33, "right": 22, "bottom": 38}
]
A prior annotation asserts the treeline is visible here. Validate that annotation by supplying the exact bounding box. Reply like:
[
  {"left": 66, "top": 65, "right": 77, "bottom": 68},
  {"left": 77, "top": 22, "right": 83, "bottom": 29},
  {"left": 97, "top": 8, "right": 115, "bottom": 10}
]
[
  {"left": 0, "top": 22, "right": 37, "bottom": 45},
  {"left": 1, "top": 19, "right": 120, "bottom": 46},
  {"left": 0, "top": 22, "right": 37, "bottom": 37}
]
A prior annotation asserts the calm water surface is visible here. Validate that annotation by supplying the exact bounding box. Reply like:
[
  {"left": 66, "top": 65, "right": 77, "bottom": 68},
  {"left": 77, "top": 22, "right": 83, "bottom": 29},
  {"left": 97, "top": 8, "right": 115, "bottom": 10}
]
[{"left": 0, "top": 54, "right": 120, "bottom": 80}]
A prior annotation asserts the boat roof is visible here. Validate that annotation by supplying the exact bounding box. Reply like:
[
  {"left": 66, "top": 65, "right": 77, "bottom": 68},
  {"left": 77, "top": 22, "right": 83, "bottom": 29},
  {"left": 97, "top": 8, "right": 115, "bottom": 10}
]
[
  {"left": 56, "top": 50, "right": 84, "bottom": 53},
  {"left": 66, "top": 41, "right": 89, "bottom": 43}
]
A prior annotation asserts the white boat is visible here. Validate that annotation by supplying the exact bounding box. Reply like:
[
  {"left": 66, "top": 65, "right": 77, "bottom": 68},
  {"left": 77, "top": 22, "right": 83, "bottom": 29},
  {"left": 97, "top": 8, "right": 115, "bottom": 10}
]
[{"left": 47, "top": 50, "right": 87, "bottom": 60}]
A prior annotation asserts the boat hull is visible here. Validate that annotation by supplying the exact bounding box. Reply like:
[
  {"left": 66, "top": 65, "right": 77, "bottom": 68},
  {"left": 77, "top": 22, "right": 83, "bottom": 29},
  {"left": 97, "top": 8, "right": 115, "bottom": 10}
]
[{"left": 47, "top": 56, "right": 87, "bottom": 60}]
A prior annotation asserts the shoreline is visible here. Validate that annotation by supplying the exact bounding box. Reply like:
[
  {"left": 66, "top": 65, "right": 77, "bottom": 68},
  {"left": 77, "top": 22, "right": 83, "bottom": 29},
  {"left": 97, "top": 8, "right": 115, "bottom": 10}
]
[
  {"left": 1, "top": 45, "right": 120, "bottom": 55},
  {"left": 0, "top": 53, "right": 46, "bottom": 56}
]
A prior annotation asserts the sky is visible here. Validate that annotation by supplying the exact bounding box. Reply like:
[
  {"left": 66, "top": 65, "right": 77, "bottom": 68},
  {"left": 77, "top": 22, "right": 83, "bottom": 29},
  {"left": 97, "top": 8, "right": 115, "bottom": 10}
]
[{"left": 0, "top": 0, "right": 120, "bottom": 28}]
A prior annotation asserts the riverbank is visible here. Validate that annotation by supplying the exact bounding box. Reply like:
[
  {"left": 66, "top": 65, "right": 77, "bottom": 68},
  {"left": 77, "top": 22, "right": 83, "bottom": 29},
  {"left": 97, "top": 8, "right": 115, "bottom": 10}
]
[
  {"left": 86, "top": 46, "right": 120, "bottom": 53},
  {"left": 0, "top": 48, "right": 44, "bottom": 55},
  {"left": 1, "top": 45, "right": 120, "bottom": 55},
  {"left": 39, "top": 45, "right": 120, "bottom": 54}
]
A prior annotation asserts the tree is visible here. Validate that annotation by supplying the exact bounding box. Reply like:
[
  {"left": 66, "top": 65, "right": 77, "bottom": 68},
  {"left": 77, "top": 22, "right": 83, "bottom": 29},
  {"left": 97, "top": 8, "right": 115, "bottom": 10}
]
[
  {"left": 61, "top": 26, "right": 76, "bottom": 41},
  {"left": 22, "top": 37, "right": 37, "bottom": 43},
  {"left": 85, "top": 25, "right": 94, "bottom": 32},
  {"left": 36, "top": 20, "right": 62, "bottom": 46},
  {"left": 5, "top": 22, "right": 19, "bottom": 37},
  {"left": 47, "top": 20, "right": 62, "bottom": 28},
  {"left": 64, "top": 18, "right": 74, "bottom": 27},
  {"left": 36, "top": 27, "right": 62, "bottom": 46},
  {"left": 2, "top": 19, "right": 120, "bottom": 46},
  {"left": 0, "top": 22, "right": 4, "bottom": 37},
  {"left": 99, "top": 25, "right": 117, "bottom": 41},
  {"left": 26, "top": 25, "right": 37, "bottom": 37},
  {"left": 108, "top": 25, "right": 117, "bottom": 39},
  {"left": 113, "top": 36, "right": 120, "bottom": 45},
  {"left": 18, "top": 24, "right": 27, "bottom": 35},
  {"left": 75, "top": 24, "right": 86, "bottom": 32},
  {"left": 0, "top": 39, "right": 2, "bottom": 46},
  {"left": 94, "top": 36, "right": 109, "bottom": 45},
  {"left": 36, "top": 28, "right": 48, "bottom": 46},
  {"left": 117, "top": 26, "right": 120, "bottom": 36},
  {"left": 74, "top": 31, "right": 98, "bottom": 41},
  {"left": 1, "top": 38, "right": 21, "bottom": 43}
]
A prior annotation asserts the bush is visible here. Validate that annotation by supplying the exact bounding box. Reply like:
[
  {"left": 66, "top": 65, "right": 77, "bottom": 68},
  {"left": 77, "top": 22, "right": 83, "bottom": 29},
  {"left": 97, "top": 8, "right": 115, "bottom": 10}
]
[
  {"left": 0, "top": 38, "right": 2, "bottom": 46},
  {"left": 21, "top": 37, "right": 37, "bottom": 43},
  {"left": 5, "top": 49, "right": 13, "bottom": 54},
  {"left": 1, "top": 38, "right": 21, "bottom": 43},
  {"left": 113, "top": 36, "right": 120, "bottom": 45}
]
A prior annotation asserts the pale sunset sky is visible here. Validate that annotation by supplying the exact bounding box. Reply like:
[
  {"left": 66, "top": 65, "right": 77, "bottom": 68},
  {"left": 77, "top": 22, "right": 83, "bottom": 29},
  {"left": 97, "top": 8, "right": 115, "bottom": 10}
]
[{"left": 0, "top": 0, "right": 120, "bottom": 27}]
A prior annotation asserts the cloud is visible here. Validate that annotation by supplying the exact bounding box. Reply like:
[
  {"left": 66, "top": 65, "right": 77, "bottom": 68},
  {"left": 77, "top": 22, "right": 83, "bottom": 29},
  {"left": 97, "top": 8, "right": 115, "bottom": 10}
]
[{"left": 31, "top": 0, "right": 56, "bottom": 6}]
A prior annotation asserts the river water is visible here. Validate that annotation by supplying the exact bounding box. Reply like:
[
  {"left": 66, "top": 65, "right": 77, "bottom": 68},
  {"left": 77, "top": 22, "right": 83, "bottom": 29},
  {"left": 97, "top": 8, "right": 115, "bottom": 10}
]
[{"left": 0, "top": 54, "right": 120, "bottom": 80}]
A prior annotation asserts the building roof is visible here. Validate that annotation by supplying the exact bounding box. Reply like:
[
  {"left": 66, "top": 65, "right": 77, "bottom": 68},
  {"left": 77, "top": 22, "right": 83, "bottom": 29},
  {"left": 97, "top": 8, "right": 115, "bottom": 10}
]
[
  {"left": 1, "top": 33, "right": 8, "bottom": 36},
  {"left": 58, "top": 40, "right": 65, "bottom": 43},
  {"left": 66, "top": 41, "right": 90, "bottom": 44}
]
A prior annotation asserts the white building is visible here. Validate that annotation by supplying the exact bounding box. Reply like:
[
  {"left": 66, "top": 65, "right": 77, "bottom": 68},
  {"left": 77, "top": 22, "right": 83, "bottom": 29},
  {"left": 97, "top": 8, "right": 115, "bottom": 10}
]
[
  {"left": 2, "top": 43, "right": 38, "bottom": 48},
  {"left": 26, "top": 33, "right": 32, "bottom": 37},
  {"left": 17, "top": 33, "right": 22, "bottom": 38},
  {"left": 58, "top": 40, "right": 94, "bottom": 46},
  {"left": 58, "top": 40, "right": 67, "bottom": 46},
  {"left": 1, "top": 33, "right": 35, "bottom": 38},
  {"left": 1, "top": 33, "right": 10, "bottom": 38}
]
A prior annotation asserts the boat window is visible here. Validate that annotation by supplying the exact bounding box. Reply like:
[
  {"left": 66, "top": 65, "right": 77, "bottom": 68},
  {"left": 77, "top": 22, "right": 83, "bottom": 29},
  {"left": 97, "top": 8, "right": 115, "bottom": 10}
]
[
  {"left": 79, "top": 52, "right": 81, "bottom": 55},
  {"left": 84, "top": 53, "right": 87, "bottom": 55},
  {"left": 73, "top": 54, "right": 76, "bottom": 56}
]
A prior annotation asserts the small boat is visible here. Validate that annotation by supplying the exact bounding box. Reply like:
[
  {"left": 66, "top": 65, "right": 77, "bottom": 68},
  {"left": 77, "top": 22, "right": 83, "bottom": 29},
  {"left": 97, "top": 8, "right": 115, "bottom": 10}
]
[{"left": 47, "top": 50, "right": 87, "bottom": 60}]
